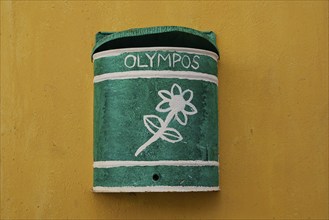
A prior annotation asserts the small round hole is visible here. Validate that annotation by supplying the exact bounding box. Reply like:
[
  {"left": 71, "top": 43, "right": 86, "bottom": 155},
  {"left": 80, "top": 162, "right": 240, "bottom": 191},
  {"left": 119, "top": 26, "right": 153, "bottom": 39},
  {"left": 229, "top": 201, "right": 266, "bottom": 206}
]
[{"left": 152, "top": 174, "right": 160, "bottom": 181}]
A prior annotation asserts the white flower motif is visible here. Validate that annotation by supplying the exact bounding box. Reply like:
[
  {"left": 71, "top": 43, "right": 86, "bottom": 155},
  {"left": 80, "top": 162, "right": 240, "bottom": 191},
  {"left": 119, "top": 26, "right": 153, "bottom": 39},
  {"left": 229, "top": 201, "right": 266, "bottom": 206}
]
[
  {"left": 156, "top": 84, "right": 197, "bottom": 125},
  {"left": 135, "top": 83, "right": 198, "bottom": 157}
]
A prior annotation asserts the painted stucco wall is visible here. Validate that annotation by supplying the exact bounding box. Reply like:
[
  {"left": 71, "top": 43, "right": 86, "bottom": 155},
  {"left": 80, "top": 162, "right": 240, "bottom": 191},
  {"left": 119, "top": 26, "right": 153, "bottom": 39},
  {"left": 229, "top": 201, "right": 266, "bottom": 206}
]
[{"left": 1, "top": 1, "right": 328, "bottom": 219}]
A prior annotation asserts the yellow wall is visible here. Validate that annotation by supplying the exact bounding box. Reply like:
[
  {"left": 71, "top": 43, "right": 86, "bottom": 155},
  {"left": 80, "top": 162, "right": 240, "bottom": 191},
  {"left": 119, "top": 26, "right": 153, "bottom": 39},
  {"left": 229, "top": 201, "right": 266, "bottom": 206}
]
[{"left": 1, "top": 1, "right": 328, "bottom": 219}]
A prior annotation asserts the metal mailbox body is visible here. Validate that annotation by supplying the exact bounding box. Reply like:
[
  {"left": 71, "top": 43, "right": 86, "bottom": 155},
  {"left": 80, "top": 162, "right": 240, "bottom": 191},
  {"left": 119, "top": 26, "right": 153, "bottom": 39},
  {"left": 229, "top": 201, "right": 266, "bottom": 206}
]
[{"left": 92, "top": 26, "right": 220, "bottom": 192}]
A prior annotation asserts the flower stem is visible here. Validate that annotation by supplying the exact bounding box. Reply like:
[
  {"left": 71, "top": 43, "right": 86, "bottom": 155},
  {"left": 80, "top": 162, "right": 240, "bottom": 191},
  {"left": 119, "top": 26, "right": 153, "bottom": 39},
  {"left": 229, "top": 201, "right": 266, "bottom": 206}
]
[{"left": 135, "top": 111, "right": 176, "bottom": 156}]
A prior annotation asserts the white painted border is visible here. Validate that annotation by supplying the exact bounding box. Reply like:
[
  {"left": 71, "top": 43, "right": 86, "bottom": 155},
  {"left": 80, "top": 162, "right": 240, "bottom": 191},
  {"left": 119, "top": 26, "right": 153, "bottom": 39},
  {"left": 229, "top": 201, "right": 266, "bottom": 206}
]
[
  {"left": 93, "top": 70, "right": 218, "bottom": 85},
  {"left": 93, "top": 47, "right": 219, "bottom": 61},
  {"left": 94, "top": 160, "right": 219, "bottom": 168},
  {"left": 93, "top": 186, "right": 219, "bottom": 193}
]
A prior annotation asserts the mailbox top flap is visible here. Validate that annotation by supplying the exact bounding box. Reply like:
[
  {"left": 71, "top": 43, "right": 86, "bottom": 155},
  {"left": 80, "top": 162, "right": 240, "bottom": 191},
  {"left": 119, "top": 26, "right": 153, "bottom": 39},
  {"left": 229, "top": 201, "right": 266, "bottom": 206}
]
[{"left": 91, "top": 26, "right": 219, "bottom": 60}]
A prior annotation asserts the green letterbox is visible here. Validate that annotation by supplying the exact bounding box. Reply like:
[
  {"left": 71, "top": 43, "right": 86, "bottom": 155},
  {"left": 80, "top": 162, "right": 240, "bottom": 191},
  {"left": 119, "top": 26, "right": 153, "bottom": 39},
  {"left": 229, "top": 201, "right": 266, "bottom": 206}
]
[{"left": 92, "top": 26, "right": 220, "bottom": 192}]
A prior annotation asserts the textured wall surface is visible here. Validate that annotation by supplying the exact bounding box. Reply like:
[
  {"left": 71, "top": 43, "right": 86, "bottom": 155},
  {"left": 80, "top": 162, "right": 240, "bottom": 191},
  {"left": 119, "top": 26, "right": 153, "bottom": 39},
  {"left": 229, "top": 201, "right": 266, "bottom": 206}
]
[{"left": 1, "top": 1, "right": 328, "bottom": 219}]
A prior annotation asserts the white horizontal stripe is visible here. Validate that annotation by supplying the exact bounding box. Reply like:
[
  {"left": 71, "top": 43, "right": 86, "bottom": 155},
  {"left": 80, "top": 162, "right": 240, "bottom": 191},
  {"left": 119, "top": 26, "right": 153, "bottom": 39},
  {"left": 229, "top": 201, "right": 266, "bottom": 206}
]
[
  {"left": 94, "top": 160, "right": 219, "bottom": 168},
  {"left": 93, "top": 186, "right": 219, "bottom": 193},
  {"left": 93, "top": 47, "right": 219, "bottom": 61},
  {"left": 94, "top": 70, "right": 218, "bottom": 85}
]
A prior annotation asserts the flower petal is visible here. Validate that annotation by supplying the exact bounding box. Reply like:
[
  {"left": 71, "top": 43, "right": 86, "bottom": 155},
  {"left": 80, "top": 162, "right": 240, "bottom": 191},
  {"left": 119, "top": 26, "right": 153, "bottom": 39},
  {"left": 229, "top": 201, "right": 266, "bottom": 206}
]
[
  {"left": 171, "top": 83, "right": 182, "bottom": 96},
  {"left": 155, "top": 100, "right": 171, "bottom": 112},
  {"left": 175, "top": 111, "right": 188, "bottom": 125},
  {"left": 158, "top": 90, "right": 172, "bottom": 101},
  {"left": 184, "top": 103, "right": 198, "bottom": 115},
  {"left": 182, "top": 89, "right": 193, "bottom": 102}
]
